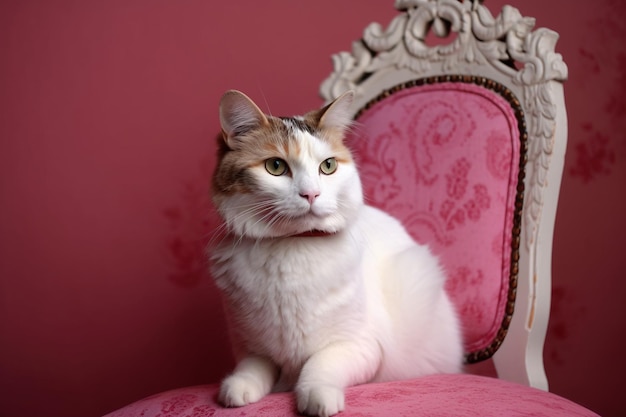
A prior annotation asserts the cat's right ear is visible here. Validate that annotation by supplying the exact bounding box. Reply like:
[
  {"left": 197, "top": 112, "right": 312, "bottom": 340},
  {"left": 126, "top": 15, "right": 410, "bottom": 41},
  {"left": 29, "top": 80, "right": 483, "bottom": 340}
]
[
  {"left": 219, "top": 90, "right": 269, "bottom": 147},
  {"left": 317, "top": 90, "right": 354, "bottom": 134}
]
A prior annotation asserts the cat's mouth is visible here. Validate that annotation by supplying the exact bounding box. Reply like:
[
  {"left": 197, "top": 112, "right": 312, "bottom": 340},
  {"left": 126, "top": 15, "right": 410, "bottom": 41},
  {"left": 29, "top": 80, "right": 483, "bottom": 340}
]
[{"left": 293, "top": 209, "right": 320, "bottom": 219}]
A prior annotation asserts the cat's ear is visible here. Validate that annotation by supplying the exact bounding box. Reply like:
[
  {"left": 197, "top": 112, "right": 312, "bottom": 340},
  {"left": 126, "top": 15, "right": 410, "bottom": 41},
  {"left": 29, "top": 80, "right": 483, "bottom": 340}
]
[
  {"left": 219, "top": 90, "right": 269, "bottom": 145},
  {"left": 317, "top": 90, "right": 354, "bottom": 132}
]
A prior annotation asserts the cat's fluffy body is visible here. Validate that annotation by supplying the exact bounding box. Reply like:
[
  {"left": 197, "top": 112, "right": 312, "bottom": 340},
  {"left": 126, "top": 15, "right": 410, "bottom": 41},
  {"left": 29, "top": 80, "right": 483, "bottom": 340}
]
[{"left": 210, "top": 90, "right": 463, "bottom": 417}]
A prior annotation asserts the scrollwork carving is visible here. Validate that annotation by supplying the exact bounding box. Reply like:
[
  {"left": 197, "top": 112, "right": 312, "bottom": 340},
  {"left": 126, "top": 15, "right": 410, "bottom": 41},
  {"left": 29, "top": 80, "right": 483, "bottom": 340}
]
[{"left": 320, "top": 0, "right": 568, "bottom": 249}]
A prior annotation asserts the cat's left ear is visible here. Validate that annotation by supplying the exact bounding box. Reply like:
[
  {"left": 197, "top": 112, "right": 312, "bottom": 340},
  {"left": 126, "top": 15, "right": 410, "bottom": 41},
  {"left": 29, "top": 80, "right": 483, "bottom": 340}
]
[{"left": 317, "top": 90, "right": 354, "bottom": 133}]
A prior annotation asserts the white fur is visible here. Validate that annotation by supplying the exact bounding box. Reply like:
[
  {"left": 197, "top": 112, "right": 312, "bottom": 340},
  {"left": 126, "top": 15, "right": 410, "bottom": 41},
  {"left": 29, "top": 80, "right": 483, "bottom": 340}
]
[{"left": 211, "top": 112, "right": 463, "bottom": 417}]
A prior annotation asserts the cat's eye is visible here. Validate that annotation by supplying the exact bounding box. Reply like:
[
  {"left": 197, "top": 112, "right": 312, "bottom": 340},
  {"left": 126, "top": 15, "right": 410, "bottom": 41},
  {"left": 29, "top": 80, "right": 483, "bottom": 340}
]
[
  {"left": 265, "top": 158, "right": 288, "bottom": 176},
  {"left": 320, "top": 158, "right": 338, "bottom": 175}
]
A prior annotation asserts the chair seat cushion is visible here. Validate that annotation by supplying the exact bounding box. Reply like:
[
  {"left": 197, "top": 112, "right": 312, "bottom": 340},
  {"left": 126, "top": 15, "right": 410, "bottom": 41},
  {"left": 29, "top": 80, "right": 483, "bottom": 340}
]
[{"left": 104, "top": 374, "right": 598, "bottom": 417}]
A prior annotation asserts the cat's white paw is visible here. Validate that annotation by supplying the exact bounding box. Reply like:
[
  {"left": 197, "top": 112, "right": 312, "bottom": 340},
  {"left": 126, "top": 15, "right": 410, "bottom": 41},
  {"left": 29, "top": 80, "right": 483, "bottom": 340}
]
[
  {"left": 218, "top": 374, "right": 267, "bottom": 407},
  {"left": 296, "top": 384, "right": 345, "bottom": 417}
]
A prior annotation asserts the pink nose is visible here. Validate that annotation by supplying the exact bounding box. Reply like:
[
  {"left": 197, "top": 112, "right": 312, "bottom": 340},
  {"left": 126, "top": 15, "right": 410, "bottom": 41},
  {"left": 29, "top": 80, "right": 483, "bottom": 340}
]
[{"left": 299, "top": 191, "right": 320, "bottom": 205}]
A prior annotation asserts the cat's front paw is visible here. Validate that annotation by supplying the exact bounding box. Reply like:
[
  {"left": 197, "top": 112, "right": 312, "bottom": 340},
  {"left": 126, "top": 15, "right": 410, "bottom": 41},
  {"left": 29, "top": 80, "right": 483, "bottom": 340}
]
[
  {"left": 296, "top": 384, "right": 345, "bottom": 417},
  {"left": 218, "top": 374, "right": 267, "bottom": 407}
]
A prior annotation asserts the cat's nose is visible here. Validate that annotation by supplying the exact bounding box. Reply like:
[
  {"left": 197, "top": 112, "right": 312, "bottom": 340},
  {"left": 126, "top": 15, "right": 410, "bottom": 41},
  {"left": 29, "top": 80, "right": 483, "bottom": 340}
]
[{"left": 299, "top": 191, "right": 320, "bottom": 205}]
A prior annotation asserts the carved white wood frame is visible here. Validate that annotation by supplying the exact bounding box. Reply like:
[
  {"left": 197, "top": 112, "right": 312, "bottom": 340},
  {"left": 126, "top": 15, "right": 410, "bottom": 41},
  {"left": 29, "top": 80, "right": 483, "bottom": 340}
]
[{"left": 320, "top": 0, "right": 568, "bottom": 390}]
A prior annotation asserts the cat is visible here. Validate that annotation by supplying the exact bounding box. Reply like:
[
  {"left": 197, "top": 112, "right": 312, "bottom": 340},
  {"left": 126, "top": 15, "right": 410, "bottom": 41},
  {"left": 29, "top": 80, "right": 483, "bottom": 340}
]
[{"left": 209, "top": 89, "right": 463, "bottom": 417}]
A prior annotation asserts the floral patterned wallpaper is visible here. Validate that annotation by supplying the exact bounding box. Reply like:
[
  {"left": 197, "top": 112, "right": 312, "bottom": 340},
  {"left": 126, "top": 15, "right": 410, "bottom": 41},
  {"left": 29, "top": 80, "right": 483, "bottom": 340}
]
[
  {"left": 567, "top": 1, "right": 624, "bottom": 183},
  {"left": 542, "top": 2, "right": 626, "bottom": 414},
  {"left": 0, "top": 1, "right": 623, "bottom": 416}
]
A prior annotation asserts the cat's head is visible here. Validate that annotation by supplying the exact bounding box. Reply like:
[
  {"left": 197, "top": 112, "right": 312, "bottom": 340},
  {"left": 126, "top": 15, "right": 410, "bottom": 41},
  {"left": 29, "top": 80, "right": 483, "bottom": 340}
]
[{"left": 212, "top": 90, "right": 363, "bottom": 239}]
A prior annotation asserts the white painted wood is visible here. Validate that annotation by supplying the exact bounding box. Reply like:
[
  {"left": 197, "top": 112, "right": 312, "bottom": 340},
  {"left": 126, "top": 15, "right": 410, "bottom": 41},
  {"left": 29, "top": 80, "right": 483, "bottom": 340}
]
[{"left": 320, "top": 0, "right": 568, "bottom": 391}]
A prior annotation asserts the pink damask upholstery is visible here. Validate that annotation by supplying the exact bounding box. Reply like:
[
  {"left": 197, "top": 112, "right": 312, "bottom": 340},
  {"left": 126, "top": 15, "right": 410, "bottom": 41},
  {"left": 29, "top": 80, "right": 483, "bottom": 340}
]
[
  {"left": 104, "top": 374, "right": 598, "bottom": 417},
  {"left": 349, "top": 81, "right": 521, "bottom": 359}
]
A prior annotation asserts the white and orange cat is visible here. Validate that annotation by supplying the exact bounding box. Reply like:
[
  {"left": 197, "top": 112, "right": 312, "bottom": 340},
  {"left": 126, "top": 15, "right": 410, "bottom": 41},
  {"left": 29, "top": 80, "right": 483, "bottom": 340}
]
[{"left": 210, "top": 90, "right": 463, "bottom": 417}]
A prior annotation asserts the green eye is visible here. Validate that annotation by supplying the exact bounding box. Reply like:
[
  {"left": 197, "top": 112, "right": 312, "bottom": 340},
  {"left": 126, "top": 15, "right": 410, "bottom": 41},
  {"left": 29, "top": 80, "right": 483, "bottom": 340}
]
[
  {"left": 265, "top": 158, "right": 288, "bottom": 176},
  {"left": 320, "top": 157, "right": 338, "bottom": 175}
]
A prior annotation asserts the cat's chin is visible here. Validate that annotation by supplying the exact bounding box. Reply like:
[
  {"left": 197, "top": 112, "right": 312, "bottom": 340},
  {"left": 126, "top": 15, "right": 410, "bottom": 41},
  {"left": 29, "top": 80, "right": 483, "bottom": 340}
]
[
  {"left": 273, "top": 228, "right": 341, "bottom": 239},
  {"left": 288, "top": 229, "right": 338, "bottom": 238},
  {"left": 236, "top": 216, "right": 347, "bottom": 240},
  {"left": 237, "top": 229, "right": 339, "bottom": 240}
]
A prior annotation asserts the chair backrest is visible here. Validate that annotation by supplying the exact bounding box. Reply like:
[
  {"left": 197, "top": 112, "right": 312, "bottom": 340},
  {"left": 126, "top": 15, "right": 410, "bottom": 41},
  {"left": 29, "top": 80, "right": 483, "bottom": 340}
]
[{"left": 320, "top": 0, "right": 567, "bottom": 390}]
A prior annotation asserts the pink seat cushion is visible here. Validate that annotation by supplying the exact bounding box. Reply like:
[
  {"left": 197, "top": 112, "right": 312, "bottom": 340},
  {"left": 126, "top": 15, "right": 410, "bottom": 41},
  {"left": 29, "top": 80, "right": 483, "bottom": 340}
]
[
  {"left": 348, "top": 82, "right": 522, "bottom": 356},
  {"left": 104, "top": 374, "right": 598, "bottom": 417}
]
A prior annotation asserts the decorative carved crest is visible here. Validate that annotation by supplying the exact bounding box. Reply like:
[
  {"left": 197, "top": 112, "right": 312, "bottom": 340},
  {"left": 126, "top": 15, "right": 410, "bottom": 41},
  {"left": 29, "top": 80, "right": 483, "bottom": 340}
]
[{"left": 320, "top": 0, "right": 568, "bottom": 249}]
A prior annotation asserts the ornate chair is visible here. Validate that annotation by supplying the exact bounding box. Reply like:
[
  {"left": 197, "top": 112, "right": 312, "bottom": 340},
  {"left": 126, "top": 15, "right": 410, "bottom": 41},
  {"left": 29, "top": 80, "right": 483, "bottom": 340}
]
[{"left": 105, "top": 1, "right": 598, "bottom": 415}]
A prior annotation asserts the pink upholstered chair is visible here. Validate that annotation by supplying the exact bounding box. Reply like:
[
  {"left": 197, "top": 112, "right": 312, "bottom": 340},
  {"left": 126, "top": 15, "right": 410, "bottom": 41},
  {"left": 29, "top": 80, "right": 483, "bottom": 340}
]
[{"left": 105, "top": 1, "right": 597, "bottom": 416}]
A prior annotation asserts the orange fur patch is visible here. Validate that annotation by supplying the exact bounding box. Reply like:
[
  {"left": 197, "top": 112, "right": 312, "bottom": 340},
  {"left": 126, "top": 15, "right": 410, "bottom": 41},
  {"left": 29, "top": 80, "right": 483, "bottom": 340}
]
[{"left": 212, "top": 112, "right": 354, "bottom": 200}]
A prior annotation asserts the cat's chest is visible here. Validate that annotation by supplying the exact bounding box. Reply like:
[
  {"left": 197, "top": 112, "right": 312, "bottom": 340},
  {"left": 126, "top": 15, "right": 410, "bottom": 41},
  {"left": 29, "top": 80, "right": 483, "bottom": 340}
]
[
  {"left": 214, "top": 236, "right": 364, "bottom": 362},
  {"left": 228, "top": 240, "right": 353, "bottom": 312},
  {"left": 217, "top": 236, "right": 359, "bottom": 294}
]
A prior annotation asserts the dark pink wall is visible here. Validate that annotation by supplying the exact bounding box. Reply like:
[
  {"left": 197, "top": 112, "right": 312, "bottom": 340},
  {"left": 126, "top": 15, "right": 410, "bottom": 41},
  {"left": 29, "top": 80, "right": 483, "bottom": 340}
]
[{"left": 0, "top": 1, "right": 623, "bottom": 416}]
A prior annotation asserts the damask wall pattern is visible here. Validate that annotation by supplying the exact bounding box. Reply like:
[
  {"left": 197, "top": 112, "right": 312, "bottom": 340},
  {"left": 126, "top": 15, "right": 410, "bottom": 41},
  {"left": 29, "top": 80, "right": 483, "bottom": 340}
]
[
  {"left": 0, "top": 1, "right": 623, "bottom": 416},
  {"left": 567, "top": 0, "right": 625, "bottom": 183}
]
